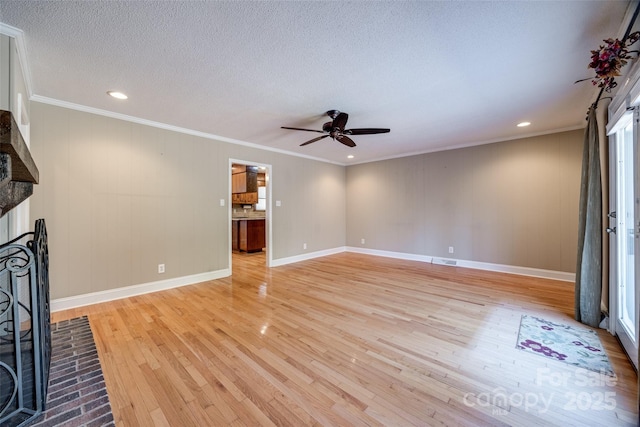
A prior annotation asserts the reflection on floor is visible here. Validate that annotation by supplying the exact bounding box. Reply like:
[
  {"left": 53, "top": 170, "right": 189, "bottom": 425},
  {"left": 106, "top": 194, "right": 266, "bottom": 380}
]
[
  {"left": 51, "top": 253, "right": 638, "bottom": 426},
  {"left": 232, "top": 248, "right": 266, "bottom": 270}
]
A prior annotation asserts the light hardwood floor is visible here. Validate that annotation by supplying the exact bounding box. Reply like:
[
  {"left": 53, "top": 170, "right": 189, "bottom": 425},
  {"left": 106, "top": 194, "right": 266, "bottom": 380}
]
[{"left": 53, "top": 252, "right": 638, "bottom": 426}]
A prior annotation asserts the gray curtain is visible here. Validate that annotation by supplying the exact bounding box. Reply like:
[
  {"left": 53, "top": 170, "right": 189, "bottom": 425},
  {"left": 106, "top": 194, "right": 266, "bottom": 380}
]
[{"left": 575, "top": 106, "right": 602, "bottom": 327}]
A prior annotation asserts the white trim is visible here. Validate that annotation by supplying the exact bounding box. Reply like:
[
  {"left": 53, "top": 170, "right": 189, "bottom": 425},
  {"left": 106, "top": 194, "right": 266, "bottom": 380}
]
[
  {"left": 345, "top": 246, "right": 575, "bottom": 282},
  {"left": 347, "top": 125, "right": 585, "bottom": 166},
  {"left": 30, "top": 95, "right": 344, "bottom": 166},
  {"left": 270, "top": 246, "right": 346, "bottom": 267},
  {"left": 17, "top": 93, "right": 30, "bottom": 144},
  {"left": 0, "top": 23, "right": 33, "bottom": 98},
  {"left": 347, "top": 246, "right": 433, "bottom": 263},
  {"left": 628, "top": 72, "right": 640, "bottom": 107},
  {"left": 51, "top": 247, "right": 575, "bottom": 312},
  {"left": 607, "top": 133, "right": 618, "bottom": 336},
  {"left": 607, "top": 103, "right": 632, "bottom": 136},
  {"left": 229, "top": 158, "right": 273, "bottom": 268},
  {"left": 50, "top": 268, "right": 230, "bottom": 312},
  {"left": 27, "top": 92, "right": 587, "bottom": 169},
  {"left": 0, "top": 29, "right": 33, "bottom": 239},
  {"left": 453, "top": 258, "right": 575, "bottom": 282},
  {"left": 31, "top": 93, "right": 586, "bottom": 169},
  {"left": 0, "top": 23, "right": 22, "bottom": 39}
]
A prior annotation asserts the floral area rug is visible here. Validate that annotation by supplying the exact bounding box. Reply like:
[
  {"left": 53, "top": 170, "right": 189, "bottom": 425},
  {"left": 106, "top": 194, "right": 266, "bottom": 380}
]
[{"left": 516, "top": 315, "right": 614, "bottom": 376}]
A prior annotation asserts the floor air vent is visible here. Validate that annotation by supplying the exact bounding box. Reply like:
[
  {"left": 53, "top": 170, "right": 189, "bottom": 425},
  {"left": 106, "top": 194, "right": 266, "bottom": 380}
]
[{"left": 432, "top": 258, "right": 458, "bottom": 266}]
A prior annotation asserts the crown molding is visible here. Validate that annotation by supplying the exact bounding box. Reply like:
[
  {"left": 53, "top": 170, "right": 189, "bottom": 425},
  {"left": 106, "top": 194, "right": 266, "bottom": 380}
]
[
  {"left": 31, "top": 95, "right": 345, "bottom": 166},
  {"left": 347, "top": 124, "right": 585, "bottom": 166},
  {"left": 0, "top": 21, "right": 587, "bottom": 169},
  {"left": 0, "top": 23, "right": 21, "bottom": 38},
  {"left": 0, "top": 20, "right": 344, "bottom": 167}
]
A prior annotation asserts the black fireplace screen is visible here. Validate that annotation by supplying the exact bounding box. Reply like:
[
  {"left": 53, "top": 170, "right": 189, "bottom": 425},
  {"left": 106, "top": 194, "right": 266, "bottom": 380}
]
[{"left": 0, "top": 219, "right": 51, "bottom": 426}]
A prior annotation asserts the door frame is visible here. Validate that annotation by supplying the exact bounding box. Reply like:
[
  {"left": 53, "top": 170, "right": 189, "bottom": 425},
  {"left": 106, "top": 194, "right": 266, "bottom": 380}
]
[
  {"left": 229, "top": 158, "right": 273, "bottom": 271},
  {"left": 607, "top": 110, "right": 639, "bottom": 370}
]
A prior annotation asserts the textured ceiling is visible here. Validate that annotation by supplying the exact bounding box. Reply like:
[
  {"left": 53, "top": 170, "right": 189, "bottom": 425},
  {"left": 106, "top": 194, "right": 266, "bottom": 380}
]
[{"left": 0, "top": 1, "right": 632, "bottom": 165}]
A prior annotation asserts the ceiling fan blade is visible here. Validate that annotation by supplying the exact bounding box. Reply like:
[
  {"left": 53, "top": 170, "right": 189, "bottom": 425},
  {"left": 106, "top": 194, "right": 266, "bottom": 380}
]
[
  {"left": 281, "top": 126, "right": 325, "bottom": 134},
  {"left": 336, "top": 135, "right": 356, "bottom": 147},
  {"left": 300, "top": 134, "right": 330, "bottom": 146},
  {"left": 344, "top": 128, "right": 390, "bottom": 135},
  {"left": 332, "top": 112, "right": 349, "bottom": 131}
]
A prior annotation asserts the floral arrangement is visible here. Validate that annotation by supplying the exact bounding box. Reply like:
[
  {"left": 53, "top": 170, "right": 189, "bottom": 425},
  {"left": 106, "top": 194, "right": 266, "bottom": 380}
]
[{"left": 588, "top": 31, "right": 640, "bottom": 91}]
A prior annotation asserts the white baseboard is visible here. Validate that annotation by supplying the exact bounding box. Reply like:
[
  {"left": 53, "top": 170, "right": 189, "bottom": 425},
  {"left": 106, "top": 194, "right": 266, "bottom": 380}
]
[
  {"left": 347, "top": 247, "right": 433, "bottom": 263},
  {"left": 52, "top": 247, "right": 574, "bottom": 312},
  {"left": 270, "top": 247, "right": 347, "bottom": 267},
  {"left": 345, "top": 247, "right": 575, "bottom": 282},
  {"left": 453, "top": 258, "right": 575, "bottom": 282},
  {"left": 51, "top": 268, "right": 231, "bottom": 312},
  {"left": 52, "top": 247, "right": 345, "bottom": 312}
]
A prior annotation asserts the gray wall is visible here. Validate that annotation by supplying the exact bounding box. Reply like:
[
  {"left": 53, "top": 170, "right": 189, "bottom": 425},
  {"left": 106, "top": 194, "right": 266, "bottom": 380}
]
[
  {"left": 346, "top": 129, "right": 583, "bottom": 273},
  {"left": 30, "top": 102, "right": 346, "bottom": 299},
  {"left": 30, "top": 100, "right": 583, "bottom": 300}
]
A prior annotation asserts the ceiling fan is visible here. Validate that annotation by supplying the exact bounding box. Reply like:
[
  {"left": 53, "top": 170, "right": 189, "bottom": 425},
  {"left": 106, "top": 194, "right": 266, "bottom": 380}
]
[{"left": 281, "top": 110, "right": 390, "bottom": 147}]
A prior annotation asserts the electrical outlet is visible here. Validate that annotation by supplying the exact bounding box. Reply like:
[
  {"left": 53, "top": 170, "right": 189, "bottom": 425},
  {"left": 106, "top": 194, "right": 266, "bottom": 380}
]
[
  {"left": 303, "top": 243, "right": 307, "bottom": 250},
  {"left": 361, "top": 238, "right": 365, "bottom": 245},
  {"left": 158, "top": 263, "right": 165, "bottom": 274},
  {"left": 448, "top": 246, "right": 454, "bottom": 254}
]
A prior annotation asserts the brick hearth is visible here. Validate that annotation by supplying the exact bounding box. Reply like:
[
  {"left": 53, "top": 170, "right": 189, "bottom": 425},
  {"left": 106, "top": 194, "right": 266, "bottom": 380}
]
[{"left": 29, "top": 316, "right": 114, "bottom": 427}]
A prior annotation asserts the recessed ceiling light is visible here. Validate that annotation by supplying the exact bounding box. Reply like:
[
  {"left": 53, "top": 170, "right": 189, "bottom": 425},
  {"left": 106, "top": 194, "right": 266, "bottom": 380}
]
[
  {"left": 107, "top": 91, "right": 128, "bottom": 100},
  {"left": 517, "top": 121, "right": 531, "bottom": 127},
  {"left": 347, "top": 155, "right": 354, "bottom": 159}
]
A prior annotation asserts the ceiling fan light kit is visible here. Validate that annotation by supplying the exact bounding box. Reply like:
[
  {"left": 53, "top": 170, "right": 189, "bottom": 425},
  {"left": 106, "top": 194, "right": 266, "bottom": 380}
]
[{"left": 281, "top": 110, "right": 390, "bottom": 147}]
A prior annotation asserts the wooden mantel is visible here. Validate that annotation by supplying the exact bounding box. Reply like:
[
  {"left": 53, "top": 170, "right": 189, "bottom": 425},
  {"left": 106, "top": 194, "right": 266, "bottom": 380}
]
[
  {"left": 0, "top": 110, "right": 39, "bottom": 217},
  {"left": 0, "top": 109, "right": 39, "bottom": 184}
]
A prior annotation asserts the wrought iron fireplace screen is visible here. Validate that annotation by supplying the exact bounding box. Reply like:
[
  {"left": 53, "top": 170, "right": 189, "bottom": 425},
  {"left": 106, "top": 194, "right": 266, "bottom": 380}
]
[{"left": 0, "top": 219, "right": 51, "bottom": 426}]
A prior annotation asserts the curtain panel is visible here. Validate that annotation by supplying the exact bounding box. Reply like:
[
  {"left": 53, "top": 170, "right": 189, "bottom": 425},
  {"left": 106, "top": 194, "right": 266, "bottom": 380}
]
[{"left": 575, "top": 106, "right": 603, "bottom": 328}]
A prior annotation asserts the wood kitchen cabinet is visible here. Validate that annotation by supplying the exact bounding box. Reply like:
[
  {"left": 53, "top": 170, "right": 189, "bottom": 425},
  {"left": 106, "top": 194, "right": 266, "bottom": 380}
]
[
  {"left": 232, "top": 166, "right": 258, "bottom": 194},
  {"left": 232, "top": 220, "right": 239, "bottom": 251},
  {"left": 232, "top": 192, "right": 258, "bottom": 204},
  {"left": 232, "top": 172, "right": 246, "bottom": 194},
  {"left": 232, "top": 219, "right": 265, "bottom": 253}
]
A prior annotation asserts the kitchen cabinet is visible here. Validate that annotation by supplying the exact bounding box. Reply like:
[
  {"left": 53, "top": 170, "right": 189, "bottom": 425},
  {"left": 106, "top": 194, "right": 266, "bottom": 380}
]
[
  {"left": 232, "top": 166, "right": 258, "bottom": 194},
  {"left": 232, "top": 220, "right": 239, "bottom": 251},
  {"left": 232, "top": 173, "right": 246, "bottom": 194},
  {"left": 232, "top": 192, "right": 258, "bottom": 204},
  {"left": 232, "top": 218, "right": 265, "bottom": 253}
]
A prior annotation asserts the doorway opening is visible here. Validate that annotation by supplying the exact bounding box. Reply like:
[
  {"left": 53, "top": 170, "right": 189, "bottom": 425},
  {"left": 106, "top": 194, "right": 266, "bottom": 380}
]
[{"left": 229, "top": 159, "right": 272, "bottom": 272}]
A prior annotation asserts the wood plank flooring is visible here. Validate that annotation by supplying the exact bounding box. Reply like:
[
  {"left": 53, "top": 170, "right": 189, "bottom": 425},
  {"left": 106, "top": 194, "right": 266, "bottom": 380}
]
[{"left": 52, "top": 252, "right": 638, "bottom": 426}]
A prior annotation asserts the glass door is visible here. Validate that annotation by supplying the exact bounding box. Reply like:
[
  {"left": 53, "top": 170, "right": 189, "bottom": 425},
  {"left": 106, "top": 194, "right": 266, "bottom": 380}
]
[{"left": 609, "top": 116, "right": 639, "bottom": 370}]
